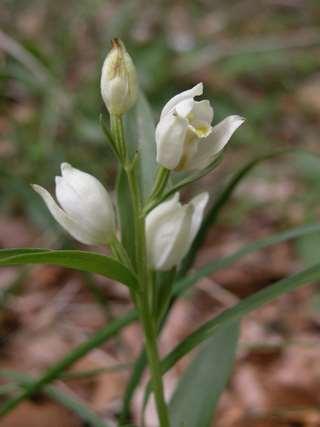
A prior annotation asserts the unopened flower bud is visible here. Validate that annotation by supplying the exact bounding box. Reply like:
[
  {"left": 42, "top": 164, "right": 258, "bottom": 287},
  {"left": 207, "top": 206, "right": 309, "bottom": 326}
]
[
  {"left": 146, "top": 192, "right": 209, "bottom": 271},
  {"left": 100, "top": 39, "right": 138, "bottom": 115},
  {"left": 32, "top": 163, "right": 116, "bottom": 245}
]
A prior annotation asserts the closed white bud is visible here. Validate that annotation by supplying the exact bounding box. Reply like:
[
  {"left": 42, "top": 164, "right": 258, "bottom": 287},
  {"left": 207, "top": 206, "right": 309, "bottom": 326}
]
[
  {"left": 32, "top": 163, "right": 116, "bottom": 245},
  {"left": 155, "top": 83, "right": 244, "bottom": 171},
  {"left": 146, "top": 192, "right": 209, "bottom": 271},
  {"left": 100, "top": 39, "right": 138, "bottom": 115}
]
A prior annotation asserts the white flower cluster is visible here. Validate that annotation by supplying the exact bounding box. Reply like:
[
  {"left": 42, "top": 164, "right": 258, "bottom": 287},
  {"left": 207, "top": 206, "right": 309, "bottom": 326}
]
[{"left": 33, "top": 42, "right": 244, "bottom": 271}]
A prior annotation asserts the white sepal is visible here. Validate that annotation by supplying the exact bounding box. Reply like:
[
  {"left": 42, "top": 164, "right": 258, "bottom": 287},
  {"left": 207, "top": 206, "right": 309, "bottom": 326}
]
[
  {"left": 146, "top": 192, "right": 209, "bottom": 271},
  {"left": 33, "top": 163, "right": 116, "bottom": 245},
  {"left": 187, "top": 115, "right": 245, "bottom": 170},
  {"left": 155, "top": 113, "right": 188, "bottom": 170},
  {"left": 160, "top": 82, "right": 203, "bottom": 118}
]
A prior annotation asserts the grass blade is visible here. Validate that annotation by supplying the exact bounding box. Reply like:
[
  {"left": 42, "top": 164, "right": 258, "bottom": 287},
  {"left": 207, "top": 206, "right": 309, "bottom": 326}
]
[
  {"left": 0, "top": 370, "right": 110, "bottom": 427},
  {"left": 174, "top": 223, "right": 320, "bottom": 297},
  {"left": 0, "top": 310, "right": 137, "bottom": 417},
  {"left": 180, "top": 150, "right": 290, "bottom": 275},
  {"left": 163, "top": 261, "right": 320, "bottom": 375}
]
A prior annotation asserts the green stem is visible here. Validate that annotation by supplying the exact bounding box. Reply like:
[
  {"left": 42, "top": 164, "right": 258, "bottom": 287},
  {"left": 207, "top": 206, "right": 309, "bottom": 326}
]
[
  {"left": 110, "top": 114, "right": 127, "bottom": 163},
  {"left": 148, "top": 166, "right": 170, "bottom": 202},
  {"left": 113, "top": 116, "right": 170, "bottom": 427},
  {"left": 126, "top": 164, "right": 170, "bottom": 427},
  {"left": 109, "top": 235, "right": 133, "bottom": 272}
]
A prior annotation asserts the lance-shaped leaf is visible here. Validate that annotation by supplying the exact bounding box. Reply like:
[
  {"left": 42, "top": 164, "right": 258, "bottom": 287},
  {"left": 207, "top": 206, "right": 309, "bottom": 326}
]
[
  {"left": 162, "top": 262, "right": 320, "bottom": 376},
  {"left": 169, "top": 322, "right": 239, "bottom": 427},
  {"left": 0, "top": 249, "right": 138, "bottom": 290},
  {"left": 124, "top": 93, "right": 157, "bottom": 200}
]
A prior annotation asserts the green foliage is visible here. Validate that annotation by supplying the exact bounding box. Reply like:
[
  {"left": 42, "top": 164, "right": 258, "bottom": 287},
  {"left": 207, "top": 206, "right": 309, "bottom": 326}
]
[
  {"left": 0, "top": 310, "right": 136, "bottom": 417},
  {"left": 2, "top": 3, "right": 320, "bottom": 424},
  {"left": 162, "top": 261, "right": 320, "bottom": 377},
  {"left": 131, "top": 94, "right": 157, "bottom": 200},
  {"left": 0, "top": 249, "right": 137, "bottom": 290},
  {"left": 0, "top": 370, "right": 111, "bottom": 427},
  {"left": 169, "top": 322, "right": 239, "bottom": 427}
]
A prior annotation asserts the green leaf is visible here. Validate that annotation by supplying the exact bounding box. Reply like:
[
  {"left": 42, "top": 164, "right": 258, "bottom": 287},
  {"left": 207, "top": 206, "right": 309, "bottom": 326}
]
[
  {"left": 116, "top": 169, "right": 136, "bottom": 262},
  {"left": 296, "top": 232, "right": 320, "bottom": 268},
  {"left": 155, "top": 269, "right": 177, "bottom": 323},
  {"left": 169, "top": 322, "right": 239, "bottom": 427},
  {"left": 119, "top": 350, "right": 147, "bottom": 425},
  {"left": 174, "top": 223, "right": 320, "bottom": 297},
  {"left": 144, "top": 156, "right": 222, "bottom": 214},
  {"left": 125, "top": 94, "right": 157, "bottom": 200},
  {"left": 180, "top": 150, "right": 290, "bottom": 275},
  {"left": 129, "top": 222, "right": 320, "bottom": 417},
  {"left": 0, "top": 249, "right": 138, "bottom": 290},
  {"left": 4, "top": 223, "right": 320, "bottom": 418},
  {"left": 0, "top": 370, "right": 110, "bottom": 427},
  {"left": 162, "top": 261, "right": 320, "bottom": 376}
]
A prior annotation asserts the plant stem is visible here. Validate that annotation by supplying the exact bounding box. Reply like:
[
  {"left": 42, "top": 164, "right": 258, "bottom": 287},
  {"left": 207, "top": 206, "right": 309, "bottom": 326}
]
[
  {"left": 126, "top": 164, "right": 170, "bottom": 427},
  {"left": 147, "top": 166, "right": 170, "bottom": 203},
  {"left": 113, "top": 116, "right": 170, "bottom": 426},
  {"left": 110, "top": 114, "right": 127, "bottom": 163}
]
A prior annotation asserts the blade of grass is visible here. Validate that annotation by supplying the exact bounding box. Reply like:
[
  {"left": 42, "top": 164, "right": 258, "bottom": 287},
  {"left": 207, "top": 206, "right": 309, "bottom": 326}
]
[
  {"left": 123, "top": 222, "right": 320, "bottom": 420},
  {"left": 119, "top": 350, "right": 147, "bottom": 425},
  {"left": 0, "top": 370, "right": 110, "bottom": 427},
  {"left": 3, "top": 222, "right": 320, "bottom": 418},
  {"left": 0, "top": 310, "right": 136, "bottom": 417},
  {"left": 180, "top": 150, "right": 290, "bottom": 275},
  {"left": 163, "top": 261, "right": 320, "bottom": 376},
  {"left": 174, "top": 222, "right": 320, "bottom": 297},
  {"left": 143, "top": 261, "right": 320, "bottom": 407}
]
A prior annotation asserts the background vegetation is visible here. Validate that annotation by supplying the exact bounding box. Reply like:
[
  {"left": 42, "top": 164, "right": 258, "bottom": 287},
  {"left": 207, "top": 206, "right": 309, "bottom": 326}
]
[{"left": 1, "top": 1, "right": 320, "bottom": 426}]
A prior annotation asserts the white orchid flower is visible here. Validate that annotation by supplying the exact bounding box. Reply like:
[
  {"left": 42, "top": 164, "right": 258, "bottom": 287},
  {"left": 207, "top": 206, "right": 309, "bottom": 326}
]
[
  {"left": 32, "top": 163, "right": 116, "bottom": 245},
  {"left": 146, "top": 192, "right": 209, "bottom": 271},
  {"left": 101, "top": 38, "right": 138, "bottom": 115},
  {"left": 155, "top": 83, "right": 244, "bottom": 171}
]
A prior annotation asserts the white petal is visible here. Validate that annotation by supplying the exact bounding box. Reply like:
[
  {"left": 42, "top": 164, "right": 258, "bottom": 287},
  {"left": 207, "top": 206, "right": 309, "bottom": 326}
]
[
  {"left": 146, "top": 202, "right": 193, "bottom": 271},
  {"left": 160, "top": 83, "right": 203, "bottom": 119},
  {"left": 32, "top": 185, "right": 103, "bottom": 245},
  {"left": 187, "top": 115, "right": 245, "bottom": 170},
  {"left": 175, "top": 98, "right": 194, "bottom": 118},
  {"left": 190, "top": 100, "right": 214, "bottom": 127},
  {"left": 157, "top": 204, "right": 194, "bottom": 271},
  {"left": 155, "top": 113, "right": 188, "bottom": 170},
  {"left": 188, "top": 192, "right": 209, "bottom": 243},
  {"left": 146, "top": 193, "right": 180, "bottom": 231},
  {"left": 56, "top": 163, "right": 115, "bottom": 237}
]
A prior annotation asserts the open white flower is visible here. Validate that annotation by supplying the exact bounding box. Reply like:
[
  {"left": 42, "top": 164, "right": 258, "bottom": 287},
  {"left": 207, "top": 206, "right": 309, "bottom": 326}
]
[
  {"left": 32, "top": 163, "right": 116, "bottom": 245},
  {"left": 155, "top": 83, "right": 244, "bottom": 171},
  {"left": 146, "top": 192, "right": 209, "bottom": 271}
]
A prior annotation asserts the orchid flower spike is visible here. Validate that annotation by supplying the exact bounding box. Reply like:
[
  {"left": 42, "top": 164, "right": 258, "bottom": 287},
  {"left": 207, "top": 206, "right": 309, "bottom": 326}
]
[
  {"left": 146, "top": 192, "right": 209, "bottom": 271},
  {"left": 32, "top": 163, "right": 116, "bottom": 245},
  {"left": 101, "top": 38, "right": 138, "bottom": 115},
  {"left": 155, "top": 83, "right": 244, "bottom": 171}
]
